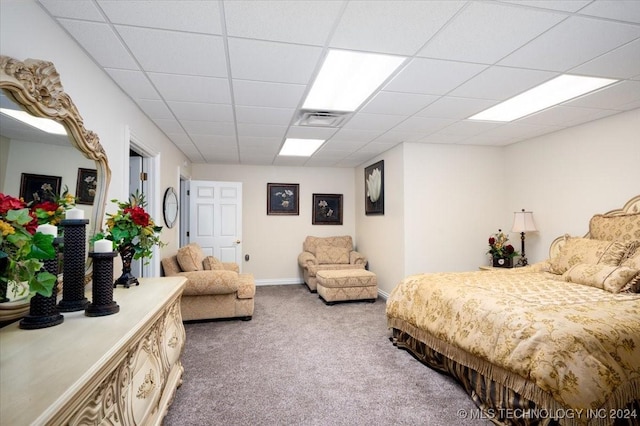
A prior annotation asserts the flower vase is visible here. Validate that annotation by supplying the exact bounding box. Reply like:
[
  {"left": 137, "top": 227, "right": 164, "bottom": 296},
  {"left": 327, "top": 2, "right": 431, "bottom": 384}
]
[
  {"left": 492, "top": 257, "right": 513, "bottom": 268},
  {"left": 114, "top": 243, "right": 140, "bottom": 288}
]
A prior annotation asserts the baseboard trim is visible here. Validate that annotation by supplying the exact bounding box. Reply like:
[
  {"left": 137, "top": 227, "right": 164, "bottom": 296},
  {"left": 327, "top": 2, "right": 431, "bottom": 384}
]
[
  {"left": 255, "top": 278, "right": 303, "bottom": 286},
  {"left": 377, "top": 289, "right": 389, "bottom": 300}
]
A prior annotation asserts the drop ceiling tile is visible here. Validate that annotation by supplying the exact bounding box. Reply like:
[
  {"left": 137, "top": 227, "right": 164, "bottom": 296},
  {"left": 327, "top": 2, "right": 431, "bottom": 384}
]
[
  {"left": 181, "top": 120, "right": 236, "bottom": 136},
  {"left": 418, "top": 2, "right": 565, "bottom": 64},
  {"left": 152, "top": 118, "right": 183, "bottom": 134},
  {"left": 435, "top": 120, "right": 502, "bottom": 136},
  {"left": 165, "top": 132, "right": 193, "bottom": 146},
  {"left": 518, "top": 105, "right": 620, "bottom": 127},
  {"left": 57, "top": 20, "right": 138, "bottom": 69},
  {"left": 237, "top": 123, "right": 287, "bottom": 138},
  {"left": 191, "top": 135, "right": 237, "bottom": 146},
  {"left": 97, "top": 0, "right": 222, "bottom": 33},
  {"left": 272, "top": 156, "right": 309, "bottom": 166},
  {"left": 238, "top": 136, "right": 282, "bottom": 148},
  {"left": 285, "top": 126, "right": 338, "bottom": 140},
  {"left": 115, "top": 26, "right": 227, "bottom": 77},
  {"left": 167, "top": 102, "right": 234, "bottom": 122},
  {"left": 498, "top": 1, "right": 590, "bottom": 13},
  {"left": 148, "top": 73, "right": 231, "bottom": 103},
  {"left": 224, "top": 0, "right": 344, "bottom": 46},
  {"left": 570, "top": 39, "right": 640, "bottom": 79},
  {"left": 449, "top": 66, "right": 557, "bottom": 100},
  {"left": 372, "top": 130, "right": 424, "bottom": 144},
  {"left": 136, "top": 99, "right": 173, "bottom": 120},
  {"left": 228, "top": 38, "right": 322, "bottom": 84},
  {"left": 330, "top": 129, "right": 380, "bottom": 143},
  {"left": 330, "top": 0, "right": 465, "bottom": 55},
  {"left": 105, "top": 69, "right": 160, "bottom": 99},
  {"left": 342, "top": 113, "right": 407, "bottom": 132},
  {"left": 415, "top": 133, "right": 470, "bottom": 144},
  {"left": 563, "top": 80, "right": 640, "bottom": 110},
  {"left": 579, "top": 0, "right": 640, "bottom": 24},
  {"left": 322, "top": 139, "right": 369, "bottom": 151},
  {"left": 499, "top": 16, "right": 640, "bottom": 71},
  {"left": 235, "top": 106, "right": 295, "bottom": 125},
  {"left": 390, "top": 116, "right": 456, "bottom": 134},
  {"left": 384, "top": 58, "right": 487, "bottom": 95},
  {"left": 203, "top": 152, "right": 240, "bottom": 164},
  {"left": 361, "top": 91, "right": 438, "bottom": 116},
  {"left": 233, "top": 80, "right": 306, "bottom": 108},
  {"left": 38, "top": 0, "right": 105, "bottom": 21},
  {"left": 416, "top": 97, "right": 498, "bottom": 120}
]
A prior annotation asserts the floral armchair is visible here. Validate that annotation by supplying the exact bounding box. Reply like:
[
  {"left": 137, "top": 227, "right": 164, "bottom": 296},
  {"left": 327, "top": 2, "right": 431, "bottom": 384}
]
[
  {"left": 161, "top": 243, "right": 255, "bottom": 321},
  {"left": 297, "top": 236, "right": 367, "bottom": 292}
]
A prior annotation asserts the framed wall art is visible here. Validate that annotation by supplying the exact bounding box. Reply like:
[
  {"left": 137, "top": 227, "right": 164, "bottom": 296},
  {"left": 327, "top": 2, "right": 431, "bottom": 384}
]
[
  {"left": 19, "top": 173, "right": 61, "bottom": 204},
  {"left": 75, "top": 168, "right": 97, "bottom": 205},
  {"left": 312, "top": 193, "right": 343, "bottom": 225},
  {"left": 267, "top": 183, "right": 299, "bottom": 215},
  {"left": 365, "top": 160, "right": 384, "bottom": 215}
]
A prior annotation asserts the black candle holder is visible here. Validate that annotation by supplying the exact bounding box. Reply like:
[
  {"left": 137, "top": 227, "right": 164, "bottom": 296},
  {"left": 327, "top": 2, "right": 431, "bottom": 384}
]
[
  {"left": 20, "top": 237, "right": 64, "bottom": 329},
  {"left": 86, "top": 251, "right": 120, "bottom": 317},
  {"left": 58, "top": 218, "right": 90, "bottom": 312}
]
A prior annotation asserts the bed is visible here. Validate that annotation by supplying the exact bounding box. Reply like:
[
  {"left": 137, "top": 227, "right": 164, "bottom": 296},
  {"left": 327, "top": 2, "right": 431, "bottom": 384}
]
[{"left": 386, "top": 195, "right": 640, "bottom": 426}]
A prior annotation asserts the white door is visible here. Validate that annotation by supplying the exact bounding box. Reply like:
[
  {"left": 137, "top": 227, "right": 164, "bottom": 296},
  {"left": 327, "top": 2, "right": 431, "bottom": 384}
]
[
  {"left": 129, "top": 156, "right": 144, "bottom": 278},
  {"left": 189, "top": 181, "right": 242, "bottom": 268}
]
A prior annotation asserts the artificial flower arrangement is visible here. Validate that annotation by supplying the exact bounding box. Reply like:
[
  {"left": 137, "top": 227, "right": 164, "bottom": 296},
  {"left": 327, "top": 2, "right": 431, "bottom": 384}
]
[
  {"left": 31, "top": 185, "right": 76, "bottom": 227},
  {"left": 0, "top": 193, "right": 58, "bottom": 301},
  {"left": 93, "top": 190, "right": 165, "bottom": 263},
  {"left": 487, "top": 229, "right": 519, "bottom": 259}
]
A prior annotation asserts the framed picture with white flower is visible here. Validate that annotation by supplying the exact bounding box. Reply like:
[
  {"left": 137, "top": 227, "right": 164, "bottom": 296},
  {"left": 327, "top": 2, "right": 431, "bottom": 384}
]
[
  {"left": 75, "top": 168, "right": 97, "bottom": 205},
  {"left": 19, "top": 173, "right": 61, "bottom": 204},
  {"left": 267, "top": 183, "right": 299, "bottom": 215},
  {"left": 312, "top": 193, "right": 343, "bottom": 225},
  {"left": 365, "top": 160, "right": 384, "bottom": 215}
]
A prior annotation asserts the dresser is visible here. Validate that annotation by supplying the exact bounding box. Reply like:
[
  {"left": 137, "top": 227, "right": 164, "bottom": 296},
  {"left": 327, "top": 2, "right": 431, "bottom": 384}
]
[{"left": 0, "top": 276, "right": 186, "bottom": 425}]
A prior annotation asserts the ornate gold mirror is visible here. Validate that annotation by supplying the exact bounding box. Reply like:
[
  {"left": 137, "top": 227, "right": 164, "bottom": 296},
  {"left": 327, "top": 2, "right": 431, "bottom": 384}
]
[{"left": 0, "top": 55, "right": 111, "bottom": 273}]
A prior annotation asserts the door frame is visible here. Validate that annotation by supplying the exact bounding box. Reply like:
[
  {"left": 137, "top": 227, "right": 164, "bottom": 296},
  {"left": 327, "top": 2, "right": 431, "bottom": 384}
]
[{"left": 125, "top": 126, "right": 161, "bottom": 278}]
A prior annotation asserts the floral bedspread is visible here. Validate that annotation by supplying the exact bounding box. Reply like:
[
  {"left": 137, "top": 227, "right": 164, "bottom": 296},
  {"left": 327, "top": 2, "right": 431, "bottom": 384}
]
[{"left": 386, "top": 270, "right": 640, "bottom": 411}]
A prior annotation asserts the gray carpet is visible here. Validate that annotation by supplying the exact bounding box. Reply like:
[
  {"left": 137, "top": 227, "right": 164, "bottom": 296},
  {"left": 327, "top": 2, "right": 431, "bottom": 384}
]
[{"left": 164, "top": 284, "right": 492, "bottom": 425}]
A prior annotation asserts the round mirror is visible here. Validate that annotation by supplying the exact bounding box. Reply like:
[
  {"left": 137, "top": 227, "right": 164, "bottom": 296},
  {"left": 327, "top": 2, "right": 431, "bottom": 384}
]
[{"left": 163, "top": 187, "right": 178, "bottom": 228}]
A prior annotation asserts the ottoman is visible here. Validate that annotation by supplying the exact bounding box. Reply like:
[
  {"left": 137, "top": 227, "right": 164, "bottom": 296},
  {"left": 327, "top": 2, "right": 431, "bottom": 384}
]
[{"left": 315, "top": 269, "right": 378, "bottom": 305}]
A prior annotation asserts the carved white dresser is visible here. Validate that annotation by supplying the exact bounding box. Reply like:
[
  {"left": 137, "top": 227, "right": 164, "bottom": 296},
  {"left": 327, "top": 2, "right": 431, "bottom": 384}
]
[{"left": 0, "top": 276, "right": 186, "bottom": 425}]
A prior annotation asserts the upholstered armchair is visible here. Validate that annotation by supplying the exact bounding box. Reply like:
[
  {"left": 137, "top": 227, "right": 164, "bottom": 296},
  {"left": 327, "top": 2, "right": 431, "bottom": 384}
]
[
  {"left": 161, "top": 243, "right": 255, "bottom": 321},
  {"left": 297, "top": 235, "right": 367, "bottom": 292}
]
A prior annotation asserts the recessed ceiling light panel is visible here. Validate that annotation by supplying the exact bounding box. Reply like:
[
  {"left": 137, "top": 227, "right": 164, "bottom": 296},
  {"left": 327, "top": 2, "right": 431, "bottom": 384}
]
[
  {"left": 303, "top": 50, "right": 406, "bottom": 112},
  {"left": 0, "top": 108, "right": 67, "bottom": 135},
  {"left": 468, "top": 74, "right": 618, "bottom": 122},
  {"left": 279, "top": 138, "right": 325, "bottom": 157}
]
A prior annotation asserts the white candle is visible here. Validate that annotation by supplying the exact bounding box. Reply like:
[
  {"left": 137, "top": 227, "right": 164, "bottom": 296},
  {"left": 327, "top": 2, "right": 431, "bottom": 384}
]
[
  {"left": 94, "top": 238, "right": 113, "bottom": 253},
  {"left": 65, "top": 207, "right": 84, "bottom": 220},
  {"left": 36, "top": 223, "right": 57, "bottom": 236}
]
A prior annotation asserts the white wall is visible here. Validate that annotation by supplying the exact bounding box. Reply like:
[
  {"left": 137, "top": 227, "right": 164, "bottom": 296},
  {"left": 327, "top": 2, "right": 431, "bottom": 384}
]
[
  {"left": 0, "top": 0, "right": 191, "bottom": 263},
  {"left": 505, "top": 108, "right": 640, "bottom": 264},
  {"left": 355, "top": 145, "right": 405, "bottom": 297},
  {"left": 191, "top": 164, "right": 356, "bottom": 284}
]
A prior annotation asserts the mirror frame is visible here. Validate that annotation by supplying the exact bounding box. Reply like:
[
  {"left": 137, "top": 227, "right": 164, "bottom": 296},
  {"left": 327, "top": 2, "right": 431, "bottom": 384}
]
[
  {"left": 163, "top": 187, "right": 179, "bottom": 229},
  {"left": 0, "top": 55, "right": 111, "bottom": 273}
]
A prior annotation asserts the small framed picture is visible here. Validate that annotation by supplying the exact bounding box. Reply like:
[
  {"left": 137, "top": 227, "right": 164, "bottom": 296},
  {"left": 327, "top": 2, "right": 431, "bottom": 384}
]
[
  {"left": 75, "top": 168, "right": 97, "bottom": 205},
  {"left": 312, "top": 193, "right": 343, "bottom": 225},
  {"left": 267, "top": 183, "right": 299, "bottom": 215},
  {"left": 365, "top": 160, "right": 384, "bottom": 215},
  {"left": 19, "top": 173, "right": 62, "bottom": 204}
]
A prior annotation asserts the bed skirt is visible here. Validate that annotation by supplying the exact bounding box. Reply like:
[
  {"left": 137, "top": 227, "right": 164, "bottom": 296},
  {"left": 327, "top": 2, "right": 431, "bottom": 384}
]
[{"left": 389, "top": 326, "right": 639, "bottom": 426}]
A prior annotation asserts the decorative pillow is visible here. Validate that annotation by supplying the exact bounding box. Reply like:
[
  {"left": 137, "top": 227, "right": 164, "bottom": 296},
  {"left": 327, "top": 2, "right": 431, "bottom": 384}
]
[
  {"left": 203, "top": 256, "right": 224, "bottom": 270},
  {"left": 621, "top": 245, "right": 640, "bottom": 269},
  {"left": 315, "top": 245, "right": 350, "bottom": 264},
  {"left": 589, "top": 212, "right": 640, "bottom": 243},
  {"left": 548, "top": 238, "right": 628, "bottom": 275},
  {"left": 563, "top": 263, "right": 640, "bottom": 293},
  {"left": 176, "top": 243, "right": 204, "bottom": 272}
]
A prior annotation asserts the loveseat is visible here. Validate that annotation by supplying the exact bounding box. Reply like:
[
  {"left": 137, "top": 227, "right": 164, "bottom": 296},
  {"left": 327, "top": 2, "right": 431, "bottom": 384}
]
[
  {"left": 161, "top": 243, "right": 255, "bottom": 321},
  {"left": 297, "top": 235, "right": 367, "bottom": 292}
]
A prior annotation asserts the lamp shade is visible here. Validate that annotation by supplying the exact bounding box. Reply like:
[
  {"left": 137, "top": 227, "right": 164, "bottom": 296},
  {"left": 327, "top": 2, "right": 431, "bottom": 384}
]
[{"left": 511, "top": 210, "right": 537, "bottom": 233}]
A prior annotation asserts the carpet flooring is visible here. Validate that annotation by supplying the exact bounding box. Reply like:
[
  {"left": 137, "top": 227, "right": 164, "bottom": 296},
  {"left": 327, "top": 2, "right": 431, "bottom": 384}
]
[{"left": 163, "top": 284, "right": 492, "bottom": 425}]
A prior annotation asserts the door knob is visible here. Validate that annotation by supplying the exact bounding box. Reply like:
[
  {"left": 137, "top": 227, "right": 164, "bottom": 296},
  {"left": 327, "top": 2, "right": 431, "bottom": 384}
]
[{"left": 236, "top": 239, "right": 241, "bottom": 244}]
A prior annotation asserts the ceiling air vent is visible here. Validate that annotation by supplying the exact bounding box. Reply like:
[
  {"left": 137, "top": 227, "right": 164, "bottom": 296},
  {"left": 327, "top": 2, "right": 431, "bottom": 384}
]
[{"left": 295, "top": 110, "right": 351, "bottom": 127}]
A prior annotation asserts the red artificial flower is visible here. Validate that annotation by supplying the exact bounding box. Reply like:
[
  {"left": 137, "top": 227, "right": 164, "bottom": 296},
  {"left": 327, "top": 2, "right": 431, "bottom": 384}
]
[
  {"left": 124, "top": 206, "right": 150, "bottom": 227},
  {"left": 488, "top": 237, "right": 495, "bottom": 245},
  {"left": 505, "top": 244, "right": 515, "bottom": 254},
  {"left": 33, "top": 200, "right": 59, "bottom": 213},
  {"left": 0, "top": 193, "right": 27, "bottom": 215}
]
